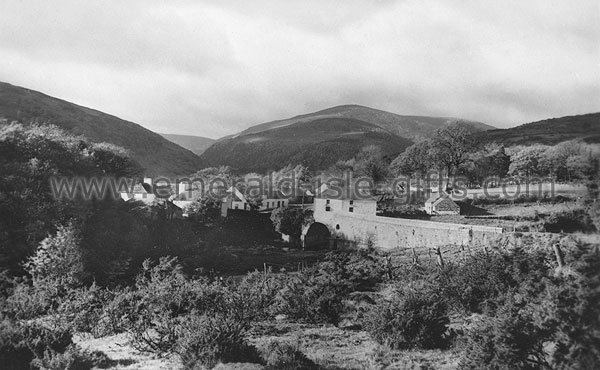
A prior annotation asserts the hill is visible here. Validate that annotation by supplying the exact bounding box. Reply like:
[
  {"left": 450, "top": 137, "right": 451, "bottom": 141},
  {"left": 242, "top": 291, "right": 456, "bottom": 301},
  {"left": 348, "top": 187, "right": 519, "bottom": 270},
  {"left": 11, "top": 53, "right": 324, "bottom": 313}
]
[
  {"left": 476, "top": 113, "right": 600, "bottom": 146},
  {"left": 203, "top": 117, "right": 415, "bottom": 173},
  {"left": 0, "top": 82, "right": 201, "bottom": 177},
  {"left": 160, "top": 133, "right": 215, "bottom": 155},
  {"left": 233, "top": 104, "right": 493, "bottom": 141},
  {"left": 201, "top": 105, "right": 492, "bottom": 173}
]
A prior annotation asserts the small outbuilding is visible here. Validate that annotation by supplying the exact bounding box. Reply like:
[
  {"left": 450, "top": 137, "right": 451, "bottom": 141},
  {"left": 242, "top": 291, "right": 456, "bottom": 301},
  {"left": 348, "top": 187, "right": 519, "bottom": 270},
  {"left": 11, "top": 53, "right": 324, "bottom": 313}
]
[{"left": 425, "top": 193, "right": 460, "bottom": 215}]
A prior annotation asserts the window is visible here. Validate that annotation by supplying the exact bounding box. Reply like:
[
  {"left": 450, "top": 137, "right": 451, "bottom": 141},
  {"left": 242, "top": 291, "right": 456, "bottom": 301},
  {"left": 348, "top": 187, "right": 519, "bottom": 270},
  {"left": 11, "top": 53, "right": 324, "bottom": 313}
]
[
  {"left": 335, "top": 224, "right": 340, "bottom": 230},
  {"left": 325, "top": 199, "right": 331, "bottom": 212},
  {"left": 349, "top": 200, "right": 354, "bottom": 205},
  {"left": 349, "top": 207, "right": 354, "bottom": 213}
]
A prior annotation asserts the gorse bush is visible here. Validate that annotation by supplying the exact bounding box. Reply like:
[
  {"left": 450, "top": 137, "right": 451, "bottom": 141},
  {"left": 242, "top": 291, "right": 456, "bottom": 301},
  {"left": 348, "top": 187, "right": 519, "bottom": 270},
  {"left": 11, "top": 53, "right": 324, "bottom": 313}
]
[
  {"left": 259, "top": 339, "right": 316, "bottom": 370},
  {"left": 364, "top": 287, "right": 449, "bottom": 350},
  {"left": 24, "top": 222, "right": 86, "bottom": 288},
  {"left": 272, "top": 266, "right": 347, "bottom": 325},
  {"left": 318, "top": 250, "right": 389, "bottom": 292},
  {"left": 458, "top": 243, "right": 600, "bottom": 370},
  {"left": 0, "top": 317, "right": 73, "bottom": 370},
  {"left": 270, "top": 250, "right": 388, "bottom": 325},
  {"left": 56, "top": 283, "right": 116, "bottom": 337},
  {"left": 176, "top": 313, "right": 259, "bottom": 370},
  {"left": 30, "top": 345, "right": 110, "bottom": 370},
  {"left": 458, "top": 301, "right": 553, "bottom": 370},
  {"left": 543, "top": 209, "right": 597, "bottom": 233},
  {"left": 114, "top": 257, "right": 263, "bottom": 367},
  {"left": 438, "top": 248, "right": 552, "bottom": 315},
  {"left": 235, "top": 271, "right": 283, "bottom": 321}
]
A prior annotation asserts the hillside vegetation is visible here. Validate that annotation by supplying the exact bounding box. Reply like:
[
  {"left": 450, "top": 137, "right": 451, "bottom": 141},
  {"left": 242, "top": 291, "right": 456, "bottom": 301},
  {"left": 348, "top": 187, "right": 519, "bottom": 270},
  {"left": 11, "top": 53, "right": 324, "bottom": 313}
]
[
  {"left": 201, "top": 105, "right": 492, "bottom": 173},
  {"left": 0, "top": 82, "right": 201, "bottom": 177},
  {"left": 201, "top": 117, "right": 413, "bottom": 173},
  {"left": 476, "top": 113, "right": 600, "bottom": 146},
  {"left": 234, "top": 104, "right": 493, "bottom": 141}
]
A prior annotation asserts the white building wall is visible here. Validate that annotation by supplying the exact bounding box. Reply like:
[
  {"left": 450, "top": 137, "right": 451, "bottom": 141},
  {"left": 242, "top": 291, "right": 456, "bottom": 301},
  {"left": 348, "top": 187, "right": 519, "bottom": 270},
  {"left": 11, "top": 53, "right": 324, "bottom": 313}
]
[{"left": 313, "top": 198, "right": 503, "bottom": 250}]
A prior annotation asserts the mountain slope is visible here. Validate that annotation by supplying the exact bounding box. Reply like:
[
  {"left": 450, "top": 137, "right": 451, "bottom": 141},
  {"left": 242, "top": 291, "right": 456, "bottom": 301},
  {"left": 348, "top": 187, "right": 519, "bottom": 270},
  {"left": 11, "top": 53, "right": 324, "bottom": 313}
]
[
  {"left": 160, "top": 133, "right": 215, "bottom": 155},
  {"left": 476, "top": 113, "right": 600, "bottom": 146},
  {"left": 202, "top": 117, "right": 413, "bottom": 173},
  {"left": 201, "top": 105, "right": 492, "bottom": 173},
  {"left": 233, "top": 104, "right": 494, "bottom": 141},
  {"left": 0, "top": 82, "right": 201, "bottom": 177}
]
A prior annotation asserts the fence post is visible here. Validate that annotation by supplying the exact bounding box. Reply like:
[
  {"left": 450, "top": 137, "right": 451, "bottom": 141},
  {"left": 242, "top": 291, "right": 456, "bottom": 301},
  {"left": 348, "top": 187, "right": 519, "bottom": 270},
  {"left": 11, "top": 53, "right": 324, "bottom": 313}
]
[{"left": 553, "top": 243, "right": 565, "bottom": 268}]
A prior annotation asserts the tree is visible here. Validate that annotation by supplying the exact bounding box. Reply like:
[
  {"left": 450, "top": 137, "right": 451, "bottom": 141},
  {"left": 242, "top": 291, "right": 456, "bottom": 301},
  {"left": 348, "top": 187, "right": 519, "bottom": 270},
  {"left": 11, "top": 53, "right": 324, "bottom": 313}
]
[
  {"left": 297, "top": 165, "right": 313, "bottom": 206},
  {"left": 566, "top": 154, "right": 594, "bottom": 180},
  {"left": 270, "top": 208, "right": 313, "bottom": 245},
  {"left": 539, "top": 140, "right": 581, "bottom": 180},
  {"left": 429, "top": 123, "right": 476, "bottom": 191},
  {"left": 24, "top": 222, "right": 86, "bottom": 287},
  {"left": 508, "top": 145, "right": 548, "bottom": 183},
  {"left": 185, "top": 196, "right": 222, "bottom": 225},
  {"left": 462, "top": 146, "right": 510, "bottom": 185},
  {"left": 391, "top": 140, "right": 433, "bottom": 177},
  {"left": 90, "top": 142, "right": 143, "bottom": 177},
  {"left": 354, "top": 145, "right": 390, "bottom": 183},
  {"left": 0, "top": 123, "right": 141, "bottom": 274}
]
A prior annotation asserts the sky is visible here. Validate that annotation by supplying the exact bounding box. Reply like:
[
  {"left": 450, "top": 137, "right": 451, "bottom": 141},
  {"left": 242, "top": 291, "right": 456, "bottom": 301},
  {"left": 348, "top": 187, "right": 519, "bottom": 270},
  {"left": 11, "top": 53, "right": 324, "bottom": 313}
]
[{"left": 0, "top": 0, "right": 599, "bottom": 139}]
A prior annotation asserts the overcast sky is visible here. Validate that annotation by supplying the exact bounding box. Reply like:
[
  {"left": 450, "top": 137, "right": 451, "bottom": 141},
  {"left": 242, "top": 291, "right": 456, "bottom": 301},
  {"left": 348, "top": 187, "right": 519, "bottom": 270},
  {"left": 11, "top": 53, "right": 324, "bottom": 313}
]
[{"left": 1, "top": 0, "right": 598, "bottom": 139}]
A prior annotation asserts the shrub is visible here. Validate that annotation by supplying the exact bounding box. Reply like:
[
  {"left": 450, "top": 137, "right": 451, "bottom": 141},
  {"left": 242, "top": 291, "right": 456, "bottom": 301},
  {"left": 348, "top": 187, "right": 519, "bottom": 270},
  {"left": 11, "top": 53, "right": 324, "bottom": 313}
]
[
  {"left": 56, "top": 283, "right": 115, "bottom": 336},
  {"left": 364, "top": 288, "right": 449, "bottom": 350},
  {"left": 176, "top": 313, "right": 260, "bottom": 370},
  {"left": 318, "top": 250, "right": 388, "bottom": 292},
  {"left": 235, "top": 271, "right": 283, "bottom": 321},
  {"left": 0, "top": 317, "right": 73, "bottom": 370},
  {"left": 260, "top": 339, "right": 316, "bottom": 370},
  {"left": 458, "top": 302, "right": 552, "bottom": 370},
  {"left": 30, "top": 345, "right": 110, "bottom": 370},
  {"left": 538, "top": 244, "right": 600, "bottom": 369},
  {"left": 458, "top": 243, "right": 600, "bottom": 370},
  {"left": 93, "top": 287, "right": 138, "bottom": 337},
  {"left": 438, "top": 248, "right": 552, "bottom": 315},
  {"left": 24, "top": 222, "right": 86, "bottom": 288},
  {"left": 543, "top": 209, "right": 596, "bottom": 233},
  {"left": 272, "top": 267, "right": 346, "bottom": 325},
  {"left": 122, "top": 257, "right": 262, "bottom": 357}
]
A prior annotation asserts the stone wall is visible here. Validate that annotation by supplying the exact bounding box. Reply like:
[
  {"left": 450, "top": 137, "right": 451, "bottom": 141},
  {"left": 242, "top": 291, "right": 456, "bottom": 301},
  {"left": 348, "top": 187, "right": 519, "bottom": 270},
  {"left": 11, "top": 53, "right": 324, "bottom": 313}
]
[{"left": 313, "top": 207, "right": 504, "bottom": 250}]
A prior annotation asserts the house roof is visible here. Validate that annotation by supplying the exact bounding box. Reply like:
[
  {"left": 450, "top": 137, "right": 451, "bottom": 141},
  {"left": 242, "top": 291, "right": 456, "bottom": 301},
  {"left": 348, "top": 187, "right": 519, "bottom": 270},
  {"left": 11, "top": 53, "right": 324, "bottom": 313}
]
[
  {"left": 318, "top": 188, "right": 378, "bottom": 201},
  {"left": 226, "top": 186, "right": 291, "bottom": 202},
  {"left": 172, "top": 200, "right": 193, "bottom": 210},
  {"left": 425, "top": 193, "right": 442, "bottom": 205},
  {"left": 426, "top": 193, "right": 459, "bottom": 208}
]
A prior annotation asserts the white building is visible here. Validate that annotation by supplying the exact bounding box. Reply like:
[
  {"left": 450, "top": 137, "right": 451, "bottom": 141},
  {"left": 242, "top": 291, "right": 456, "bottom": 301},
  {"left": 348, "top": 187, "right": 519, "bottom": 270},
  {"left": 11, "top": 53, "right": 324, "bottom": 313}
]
[{"left": 221, "top": 186, "right": 290, "bottom": 216}]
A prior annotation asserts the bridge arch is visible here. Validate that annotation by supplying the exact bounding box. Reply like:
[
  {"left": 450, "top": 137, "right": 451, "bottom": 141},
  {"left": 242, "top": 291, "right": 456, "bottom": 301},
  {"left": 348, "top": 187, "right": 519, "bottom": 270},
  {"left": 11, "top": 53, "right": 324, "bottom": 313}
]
[{"left": 303, "top": 222, "right": 331, "bottom": 250}]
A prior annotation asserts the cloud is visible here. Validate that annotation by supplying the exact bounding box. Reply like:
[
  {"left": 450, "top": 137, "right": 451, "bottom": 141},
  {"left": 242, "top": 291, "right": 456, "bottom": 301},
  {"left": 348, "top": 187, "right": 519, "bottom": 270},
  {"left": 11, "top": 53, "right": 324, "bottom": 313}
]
[{"left": 0, "top": 0, "right": 598, "bottom": 138}]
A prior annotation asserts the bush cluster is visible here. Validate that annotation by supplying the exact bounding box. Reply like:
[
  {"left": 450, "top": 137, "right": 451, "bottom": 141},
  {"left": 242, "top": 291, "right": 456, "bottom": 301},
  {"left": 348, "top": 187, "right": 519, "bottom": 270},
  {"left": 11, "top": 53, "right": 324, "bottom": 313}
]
[{"left": 364, "top": 287, "right": 449, "bottom": 350}]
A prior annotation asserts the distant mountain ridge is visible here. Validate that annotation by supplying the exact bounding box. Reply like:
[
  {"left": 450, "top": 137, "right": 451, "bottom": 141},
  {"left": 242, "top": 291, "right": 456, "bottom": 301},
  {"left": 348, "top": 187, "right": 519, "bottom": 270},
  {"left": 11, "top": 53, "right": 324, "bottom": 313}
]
[
  {"left": 233, "top": 104, "right": 494, "bottom": 141},
  {"left": 160, "top": 133, "right": 215, "bottom": 155},
  {"left": 200, "top": 105, "right": 494, "bottom": 173},
  {"left": 476, "top": 113, "right": 600, "bottom": 146},
  {"left": 0, "top": 82, "right": 201, "bottom": 177}
]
